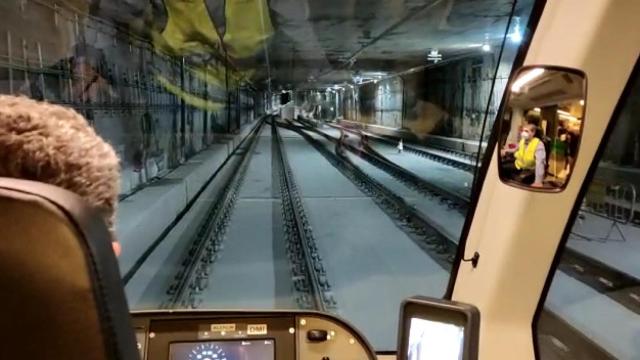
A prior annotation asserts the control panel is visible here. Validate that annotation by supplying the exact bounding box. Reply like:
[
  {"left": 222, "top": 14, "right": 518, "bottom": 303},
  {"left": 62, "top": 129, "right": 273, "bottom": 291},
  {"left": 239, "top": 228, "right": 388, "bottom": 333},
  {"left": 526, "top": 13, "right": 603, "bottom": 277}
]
[{"left": 131, "top": 310, "right": 377, "bottom": 360}]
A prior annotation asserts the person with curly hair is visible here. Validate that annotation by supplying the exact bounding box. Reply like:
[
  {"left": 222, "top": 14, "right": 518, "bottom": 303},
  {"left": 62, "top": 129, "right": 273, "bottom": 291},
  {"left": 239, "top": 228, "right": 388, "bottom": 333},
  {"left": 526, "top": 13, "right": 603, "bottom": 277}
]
[{"left": 0, "top": 95, "right": 122, "bottom": 255}]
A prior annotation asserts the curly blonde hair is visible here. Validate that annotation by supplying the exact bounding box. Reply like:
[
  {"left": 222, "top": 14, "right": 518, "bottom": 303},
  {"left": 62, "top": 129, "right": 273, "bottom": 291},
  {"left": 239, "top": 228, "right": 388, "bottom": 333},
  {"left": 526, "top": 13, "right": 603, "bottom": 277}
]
[{"left": 0, "top": 96, "right": 120, "bottom": 230}]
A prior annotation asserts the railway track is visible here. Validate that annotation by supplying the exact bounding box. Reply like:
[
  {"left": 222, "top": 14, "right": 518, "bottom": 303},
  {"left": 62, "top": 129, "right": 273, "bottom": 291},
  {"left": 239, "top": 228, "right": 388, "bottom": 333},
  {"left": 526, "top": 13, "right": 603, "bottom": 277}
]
[
  {"left": 160, "top": 117, "right": 336, "bottom": 311},
  {"left": 272, "top": 121, "right": 337, "bottom": 312},
  {"left": 280, "top": 120, "right": 458, "bottom": 269},
  {"left": 325, "top": 121, "right": 478, "bottom": 173},
  {"left": 296, "top": 121, "right": 469, "bottom": 211},
  {"left": 161, "top": 120, "right": 266, "bottom": 309}
]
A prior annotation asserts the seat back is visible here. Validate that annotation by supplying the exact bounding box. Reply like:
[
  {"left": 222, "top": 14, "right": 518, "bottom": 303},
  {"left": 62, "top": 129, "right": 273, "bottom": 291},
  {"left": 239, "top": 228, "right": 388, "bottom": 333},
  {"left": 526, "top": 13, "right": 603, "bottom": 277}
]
[{"left": 0, "top": 178, "right": 138, "bottom": 360}]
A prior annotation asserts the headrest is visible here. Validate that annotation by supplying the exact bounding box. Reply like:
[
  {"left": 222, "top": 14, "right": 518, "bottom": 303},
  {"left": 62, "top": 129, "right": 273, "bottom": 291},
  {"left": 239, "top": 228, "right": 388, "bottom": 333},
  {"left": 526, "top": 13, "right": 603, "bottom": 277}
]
[{"left": 0, "top": 178, "right": 138, "bottom": 360}]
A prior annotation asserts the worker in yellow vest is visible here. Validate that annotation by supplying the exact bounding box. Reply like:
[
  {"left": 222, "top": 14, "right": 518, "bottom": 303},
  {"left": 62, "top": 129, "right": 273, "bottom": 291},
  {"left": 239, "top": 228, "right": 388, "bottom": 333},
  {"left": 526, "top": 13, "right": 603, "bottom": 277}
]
[{"left": 501, "top": 123, "right": 546, "bottom": 187}]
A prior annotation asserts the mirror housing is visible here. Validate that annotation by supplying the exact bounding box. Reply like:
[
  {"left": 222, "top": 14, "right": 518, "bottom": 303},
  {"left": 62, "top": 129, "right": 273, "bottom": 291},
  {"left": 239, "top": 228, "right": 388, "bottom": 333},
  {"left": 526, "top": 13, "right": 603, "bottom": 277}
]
[{"left": 498, "top": 66, "right": 587, "bottom": 191}]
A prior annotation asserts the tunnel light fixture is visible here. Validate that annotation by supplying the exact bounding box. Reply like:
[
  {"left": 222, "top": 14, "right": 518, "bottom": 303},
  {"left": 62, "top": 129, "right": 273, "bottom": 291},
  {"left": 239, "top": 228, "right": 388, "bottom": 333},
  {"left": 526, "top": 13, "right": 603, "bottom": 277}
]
[
  {"left": 559, "top": 113, "right": 579, "bottom": 122},
  {"left": 509, "top": 17, "right": 522, "bottom": 43},
  {"left": 427, "top": 49, "right": 442, "bottom": 63},
  {"left": 510, "top": 30, "right": 522, "bottom": 43},
  {"left": 557, "top": 109, "right": 580, "bottom": 122},
  {"left": 579, "top": 99, "right": 585, "bottom": 106},
  {"left": 482, "top": 33, "right": 491, "bottom": 52},
  {"left": 511, "top": 68, "right": 545, "bottom": 92}
]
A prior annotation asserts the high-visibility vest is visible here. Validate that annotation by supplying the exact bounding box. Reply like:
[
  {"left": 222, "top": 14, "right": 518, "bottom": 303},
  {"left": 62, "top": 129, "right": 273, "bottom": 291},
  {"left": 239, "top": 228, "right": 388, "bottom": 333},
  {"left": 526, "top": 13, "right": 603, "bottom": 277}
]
[{"left": 515, "top": 137, "right": 540, "bottom": 170}]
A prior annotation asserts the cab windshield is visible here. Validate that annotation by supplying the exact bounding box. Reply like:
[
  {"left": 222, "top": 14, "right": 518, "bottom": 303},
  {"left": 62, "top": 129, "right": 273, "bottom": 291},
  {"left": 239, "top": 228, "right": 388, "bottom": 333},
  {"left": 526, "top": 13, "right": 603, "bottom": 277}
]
[{"left": 0, "top": 0, "right": 536, "bottom": 351}]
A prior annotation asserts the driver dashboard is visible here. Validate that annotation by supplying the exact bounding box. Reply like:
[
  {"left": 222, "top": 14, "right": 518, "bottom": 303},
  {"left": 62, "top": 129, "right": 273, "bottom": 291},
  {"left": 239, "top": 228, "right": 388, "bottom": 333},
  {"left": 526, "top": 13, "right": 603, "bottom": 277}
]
[
  {"left": 131, "top": 297, "right": 478, "bottom": 360},
  {"left": 131, "top": 310, "right": 378, "bottom": 360}
]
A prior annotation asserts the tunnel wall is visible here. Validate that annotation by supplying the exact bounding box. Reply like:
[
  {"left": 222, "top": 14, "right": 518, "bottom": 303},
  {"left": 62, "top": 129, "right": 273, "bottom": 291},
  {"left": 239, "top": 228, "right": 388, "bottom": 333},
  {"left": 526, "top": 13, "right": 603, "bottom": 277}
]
[
  {"left": 0, "top": 0, "right": 259, "bottom": 196},
  {"left": 403, "top": 53, "right": 508, "bottom": 140},
  {"left": 351, "top": 52, "right": 510, "bottom": 142}
]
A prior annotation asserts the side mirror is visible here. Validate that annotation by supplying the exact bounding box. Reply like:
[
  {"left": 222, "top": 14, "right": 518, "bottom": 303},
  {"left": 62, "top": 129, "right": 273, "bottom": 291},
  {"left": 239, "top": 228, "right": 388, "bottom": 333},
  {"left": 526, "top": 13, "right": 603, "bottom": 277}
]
[
  {"left": 498, "top": 66, "right": 587, "bottom": 191},
  {"left": 397, "top": 296, "right": 480, "bottom": 360}
]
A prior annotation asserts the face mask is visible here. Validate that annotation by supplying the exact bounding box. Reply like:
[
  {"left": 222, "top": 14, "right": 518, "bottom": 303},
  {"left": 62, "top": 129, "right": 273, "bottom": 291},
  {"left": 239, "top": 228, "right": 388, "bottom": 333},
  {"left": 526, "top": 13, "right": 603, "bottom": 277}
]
[
  {"left": 560, "top": 134, "right": 567, "bottom": 141},
  {"left": 521, "top": 131, "right": 530, "bottom": 140}
]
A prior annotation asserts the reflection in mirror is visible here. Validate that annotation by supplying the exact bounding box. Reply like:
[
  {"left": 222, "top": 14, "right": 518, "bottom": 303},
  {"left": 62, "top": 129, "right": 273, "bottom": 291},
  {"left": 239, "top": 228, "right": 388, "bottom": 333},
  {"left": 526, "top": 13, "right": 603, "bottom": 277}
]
[{"left": 498, "top": 67, "right": 586, "bottom": 190}]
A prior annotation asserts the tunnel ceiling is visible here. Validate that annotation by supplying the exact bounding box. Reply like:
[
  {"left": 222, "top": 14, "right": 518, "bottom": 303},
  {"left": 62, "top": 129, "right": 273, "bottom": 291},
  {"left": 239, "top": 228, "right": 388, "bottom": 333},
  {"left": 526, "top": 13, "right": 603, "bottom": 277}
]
[
  {"left": 258, "top": 0, "right": 533, "bottom": 90},
  {"left": 92, "top": 0, "right": 532, "bottom": 91}
]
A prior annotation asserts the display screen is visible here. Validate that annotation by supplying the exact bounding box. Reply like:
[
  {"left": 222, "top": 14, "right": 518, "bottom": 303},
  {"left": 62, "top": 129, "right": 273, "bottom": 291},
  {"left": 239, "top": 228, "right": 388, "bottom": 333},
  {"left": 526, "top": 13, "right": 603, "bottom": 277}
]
[
  {"left": 170, "top": 339, "right": 274, "bottom": 360},
  {"left": 407, "top": 317, "right": 464, "bottom": 360}
]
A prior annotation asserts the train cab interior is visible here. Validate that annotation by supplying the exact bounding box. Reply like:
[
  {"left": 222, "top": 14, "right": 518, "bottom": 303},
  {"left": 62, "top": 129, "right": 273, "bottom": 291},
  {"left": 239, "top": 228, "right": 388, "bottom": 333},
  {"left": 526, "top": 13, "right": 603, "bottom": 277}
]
[{"left": 0, "top": 0, "right": 639, "bottom": 359}]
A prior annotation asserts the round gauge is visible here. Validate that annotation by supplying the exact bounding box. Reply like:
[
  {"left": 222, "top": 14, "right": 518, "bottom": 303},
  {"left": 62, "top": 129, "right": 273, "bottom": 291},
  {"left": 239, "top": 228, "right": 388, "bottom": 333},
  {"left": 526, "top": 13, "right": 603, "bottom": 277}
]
[{"left": 187, "top": 343, "right": 228, "bottom": 360}]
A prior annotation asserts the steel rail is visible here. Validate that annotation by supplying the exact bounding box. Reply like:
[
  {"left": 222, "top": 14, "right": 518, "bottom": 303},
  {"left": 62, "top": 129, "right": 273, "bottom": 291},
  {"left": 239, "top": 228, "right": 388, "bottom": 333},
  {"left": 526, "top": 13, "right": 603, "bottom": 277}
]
[
  {"left": 272, "top": 120, "right": 336, "bottom": 312},
  {"left": 162, "top": 119, "right": 265, "bottom": 309}
]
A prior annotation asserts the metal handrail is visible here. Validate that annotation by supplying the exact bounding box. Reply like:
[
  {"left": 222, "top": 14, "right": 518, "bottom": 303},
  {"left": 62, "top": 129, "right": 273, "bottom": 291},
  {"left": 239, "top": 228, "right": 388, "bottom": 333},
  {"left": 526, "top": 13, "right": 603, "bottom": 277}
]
[
  {"left": 608, "top": 183, "right": 636, "bottom": 225},
  {"left": 574, "top": 182, "right": 636, "bottom": 242}
]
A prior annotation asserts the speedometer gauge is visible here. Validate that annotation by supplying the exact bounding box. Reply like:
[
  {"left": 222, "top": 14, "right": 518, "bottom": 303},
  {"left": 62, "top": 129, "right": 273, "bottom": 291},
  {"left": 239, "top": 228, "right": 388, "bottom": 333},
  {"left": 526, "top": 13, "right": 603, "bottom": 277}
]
[
  {"left": 172, "top": 339, "right": 272, "bottom": 360},
  {"left": 187, "top": 343, "right": 228, "bottom": 360}
]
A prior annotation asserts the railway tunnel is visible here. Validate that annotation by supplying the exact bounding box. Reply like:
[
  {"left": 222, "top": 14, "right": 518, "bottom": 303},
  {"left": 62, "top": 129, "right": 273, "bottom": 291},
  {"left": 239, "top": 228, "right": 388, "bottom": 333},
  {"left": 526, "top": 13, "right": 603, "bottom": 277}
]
[{"left": 1, "top": 0, "right": 639, "bottom": 358}]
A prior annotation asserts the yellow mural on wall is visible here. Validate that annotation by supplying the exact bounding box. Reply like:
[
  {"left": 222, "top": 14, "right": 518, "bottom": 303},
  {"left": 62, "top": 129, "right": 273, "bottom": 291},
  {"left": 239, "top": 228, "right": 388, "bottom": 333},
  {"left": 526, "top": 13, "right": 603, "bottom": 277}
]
[{"left": 151, "top": 0, "right": 273, "bottom": 109}]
